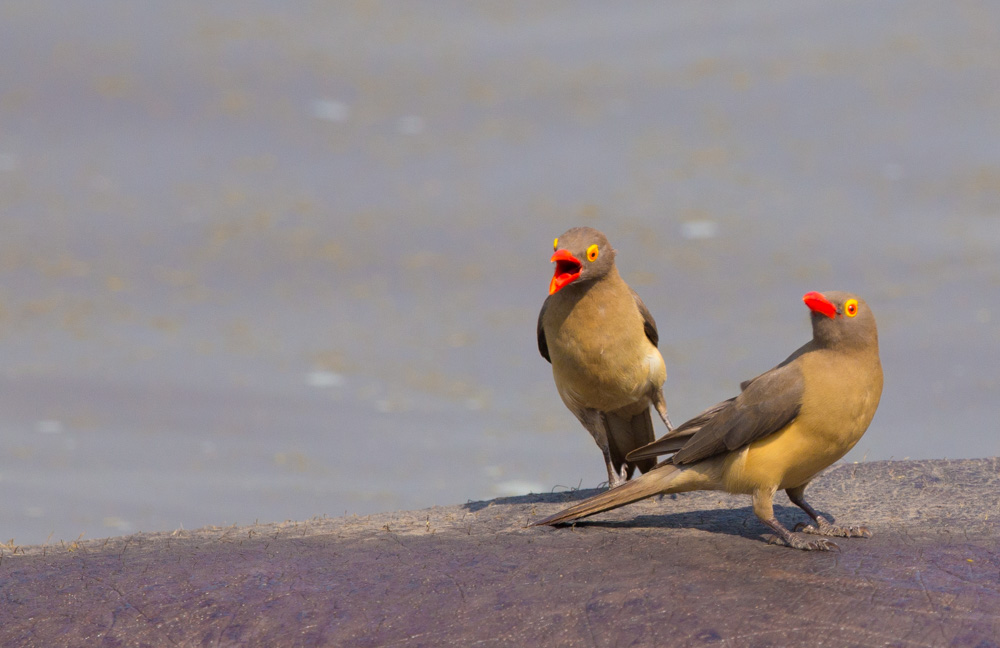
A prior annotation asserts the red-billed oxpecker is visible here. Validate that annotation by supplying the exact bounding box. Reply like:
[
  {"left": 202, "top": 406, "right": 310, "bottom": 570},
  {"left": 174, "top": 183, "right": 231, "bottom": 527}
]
[
  {"left": 534, "top": 291, "right": 883, "bottom": 551},
  {"left": 537, "top": 227, "right": 673, "bottom": 488}
]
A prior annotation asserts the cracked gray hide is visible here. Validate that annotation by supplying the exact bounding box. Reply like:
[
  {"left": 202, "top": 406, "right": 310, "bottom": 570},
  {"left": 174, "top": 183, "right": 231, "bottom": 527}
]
[{"left": 2, "top": 459, "right": 1000, "bottom": 647}]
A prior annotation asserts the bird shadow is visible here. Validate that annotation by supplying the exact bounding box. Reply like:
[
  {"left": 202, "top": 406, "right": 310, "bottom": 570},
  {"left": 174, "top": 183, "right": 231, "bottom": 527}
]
[
  {"left": 464, "top": 489, "right": 835, "bottom": 543},
  {"left": 568, "top": 505, "right": 820, "bottom": 542},
  {"left": 462, "top": 487, "right": 600, "bottom": 513}
]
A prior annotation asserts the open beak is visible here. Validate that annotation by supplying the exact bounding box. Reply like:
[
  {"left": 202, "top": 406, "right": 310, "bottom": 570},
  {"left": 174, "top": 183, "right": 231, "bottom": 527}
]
[
  {"left": 549, "top": 249, "right": 582, "bottom": 295},
  {"left": 803, "top": 291, "right": 837, "bottom": 318}
]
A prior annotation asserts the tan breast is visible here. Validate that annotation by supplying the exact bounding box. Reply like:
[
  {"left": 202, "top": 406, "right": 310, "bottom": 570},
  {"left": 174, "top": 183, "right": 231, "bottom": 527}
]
[{"left": 543, "top": 272, "right": 664, "bottom": 414}]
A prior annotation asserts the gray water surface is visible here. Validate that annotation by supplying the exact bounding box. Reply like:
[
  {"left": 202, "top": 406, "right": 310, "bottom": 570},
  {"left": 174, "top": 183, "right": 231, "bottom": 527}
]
[{"left": 1, "top": 1, "right": 999, "bottom": 545}]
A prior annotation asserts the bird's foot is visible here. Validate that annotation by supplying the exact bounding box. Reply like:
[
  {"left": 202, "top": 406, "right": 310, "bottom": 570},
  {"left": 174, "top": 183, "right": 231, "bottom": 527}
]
[
  {"left": 607, "top": 465, "right": 629, "bottom": 489},
  {"left": 795, "top": 520, "right": 871, "bottom": 538},
  {"left": 762, "top": 516, "right": 839, "bottom": 551},
  {"left": 766, "top": 533, "right": 840, "bottom": 552}
]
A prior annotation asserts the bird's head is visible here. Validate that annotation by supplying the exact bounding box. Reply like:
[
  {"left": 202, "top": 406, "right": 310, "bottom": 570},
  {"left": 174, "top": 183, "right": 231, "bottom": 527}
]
[
  {"left": 548, "top": 227, "right": 616, "bottom": 295},
  {"left": 803, "top": 290, "right": 878, "bottom": 349}
]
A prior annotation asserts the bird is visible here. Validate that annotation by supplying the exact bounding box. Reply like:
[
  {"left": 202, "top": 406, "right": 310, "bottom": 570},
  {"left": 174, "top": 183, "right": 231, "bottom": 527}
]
[
  {"left": 537, "top": 226, "right": 673, "bottom": 489},
  {"left": 532, "top": 290, "right": 883, "bottom": 551}
]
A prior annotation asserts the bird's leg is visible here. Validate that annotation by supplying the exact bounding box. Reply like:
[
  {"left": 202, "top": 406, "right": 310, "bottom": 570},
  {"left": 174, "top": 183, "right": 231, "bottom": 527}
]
[
  {"left": 575, "top": 409, "right": 627, "bottom": 489},
  {"left": 611, "top": 463, "right": 629, "bottom": 489},
  {"left": 651, "top": 389, "right": 673, "bottom": 432},
  {"left": 598, "top": 413, "right": 629, "bottom": 488},
  {"left": 786, "top": 486, "right": 872, "bottom": 538},
  {"left": 753, "top": 487, "right": 838, "bottom": 551}
]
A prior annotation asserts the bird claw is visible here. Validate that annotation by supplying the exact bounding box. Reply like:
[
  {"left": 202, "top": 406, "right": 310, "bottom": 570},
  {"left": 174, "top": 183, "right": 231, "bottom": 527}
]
[
  {"left": 795, "top": 522, "right": 872, "bottom": 539},
  {"left": 608, "top": 465, "right": 629, "bottom": 489},
  {"left": 768, "top": 533, "right": 840, "bottom": 552},
  {"left": 808, "top": 538, "right": 840, "bottom": 552}
]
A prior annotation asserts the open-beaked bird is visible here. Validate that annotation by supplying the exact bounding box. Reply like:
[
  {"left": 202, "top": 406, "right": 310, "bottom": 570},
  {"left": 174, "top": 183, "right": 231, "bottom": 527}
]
[
  {"left": 533, "top": 290, "right": 883, "bottom": 551},
  {"left": 537, "top": 227, "right": 673, "bottom": 488}
]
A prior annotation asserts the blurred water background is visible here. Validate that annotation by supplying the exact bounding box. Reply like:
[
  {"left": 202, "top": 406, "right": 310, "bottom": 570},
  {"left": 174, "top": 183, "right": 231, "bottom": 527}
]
[{"left": 1, "top": 1, "right": 999, "bottom": 545}]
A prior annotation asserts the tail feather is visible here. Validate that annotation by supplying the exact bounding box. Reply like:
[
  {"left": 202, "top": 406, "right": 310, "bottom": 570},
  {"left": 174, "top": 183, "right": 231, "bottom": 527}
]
[
  {"left": 531, "top": 464, "right": 681, "bottom": 526},
  {"left": 605, "top": 409, "right": 656, "bottom": 477}
]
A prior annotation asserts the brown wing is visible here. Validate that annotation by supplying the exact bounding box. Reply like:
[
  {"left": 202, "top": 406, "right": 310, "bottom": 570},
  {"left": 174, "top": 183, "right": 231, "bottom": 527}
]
[
  {"left": 670, "top": 362, "right": 804, "bottom": 465},
  {"left": 629, "top": 287, "right": 658, "bottom": 347},
  {"left": 537, "top": 297, "right": 550, "bottom": 363},
  {"left": 626, "top": 397, "right": 734, "bottom": 461}
]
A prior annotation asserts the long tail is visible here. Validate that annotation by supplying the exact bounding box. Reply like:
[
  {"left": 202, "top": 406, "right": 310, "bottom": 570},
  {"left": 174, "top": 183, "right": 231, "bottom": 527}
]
[
  {"left": 605, "top": 409, "right": 656, "bottom": 477},
  {"left": 531, "top": 463, "right": 682, "bottom": 526}
]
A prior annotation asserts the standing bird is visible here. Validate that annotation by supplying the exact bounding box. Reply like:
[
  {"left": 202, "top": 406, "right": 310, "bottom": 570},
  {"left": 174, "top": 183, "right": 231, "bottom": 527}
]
[
  {"left": 537, "top": 227, "right": 673, "bottom": 488},
  {"left": 533, "top": 291, "right": 883, "bottom": 551}
]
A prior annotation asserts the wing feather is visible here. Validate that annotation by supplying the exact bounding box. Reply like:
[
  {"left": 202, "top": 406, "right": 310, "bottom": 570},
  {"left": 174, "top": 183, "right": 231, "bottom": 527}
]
[
  {"left": 629, "top": 288, "right": 658, "bottom": 348},
  {"left": 537, "top": 298, "right": 551, "bottom": 363},
  {"left": 671, "top": 363, "right": 804, "bottom": 465}
]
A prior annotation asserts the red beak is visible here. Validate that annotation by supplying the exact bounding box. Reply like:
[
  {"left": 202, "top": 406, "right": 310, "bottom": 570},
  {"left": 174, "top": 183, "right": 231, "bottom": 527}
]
[
  {"left": 549, "top": 249, "right": 582, "bottom": 295},
  {"left": 803, "top": 291, "right": 837, "bottom": 319}
]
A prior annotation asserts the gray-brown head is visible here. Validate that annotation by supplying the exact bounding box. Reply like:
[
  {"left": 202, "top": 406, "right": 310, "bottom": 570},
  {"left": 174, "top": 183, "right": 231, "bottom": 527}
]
[
  {"left": 802, "top": 290, "right": 879, "bottom": 351},
  {"left": 548, "top": 227, "right": 617, "bottom": 295}
]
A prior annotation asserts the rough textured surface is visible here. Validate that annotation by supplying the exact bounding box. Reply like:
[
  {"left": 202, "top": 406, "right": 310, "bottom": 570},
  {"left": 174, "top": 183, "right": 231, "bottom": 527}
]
[
  {"left": 3, "top": 459, "right": 1000, "bottom": 647},
  {"left": 5, "top": 0, "right": 1000, "bottom": 547}
]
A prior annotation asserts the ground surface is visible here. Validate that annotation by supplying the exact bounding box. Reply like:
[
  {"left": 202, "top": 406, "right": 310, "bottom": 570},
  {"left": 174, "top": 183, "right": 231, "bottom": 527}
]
[
  {"left": 2, "top": 458, "right": 998, "bottom": 647},
  {"left": 3, "top": 1, "right": 1000, "bottom": 545}
]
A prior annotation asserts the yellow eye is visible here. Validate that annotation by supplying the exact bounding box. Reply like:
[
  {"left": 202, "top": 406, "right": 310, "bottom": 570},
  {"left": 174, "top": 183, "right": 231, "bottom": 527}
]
[
  {"left": 844, "top": 299, "right": 858, "bottom": 317},
  {"left": 587, "top": 244, "right": 599, "bottom": 262},
  {"left": 553, "top": 238, "right": 559, "bottom": 251}
]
